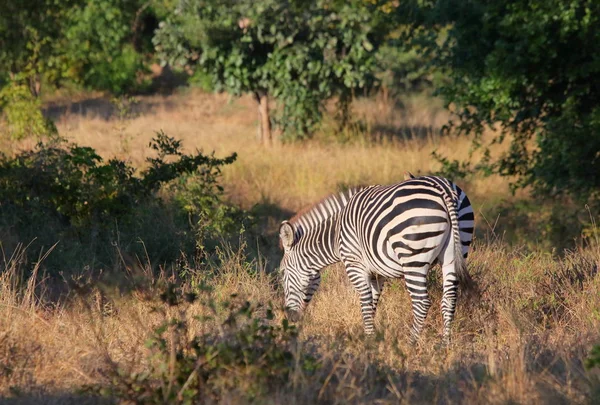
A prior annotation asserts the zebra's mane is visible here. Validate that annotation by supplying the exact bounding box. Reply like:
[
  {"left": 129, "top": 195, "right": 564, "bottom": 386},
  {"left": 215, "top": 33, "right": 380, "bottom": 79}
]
[{"left": 289, "top": 187, "right": 366, "bottom": 229}]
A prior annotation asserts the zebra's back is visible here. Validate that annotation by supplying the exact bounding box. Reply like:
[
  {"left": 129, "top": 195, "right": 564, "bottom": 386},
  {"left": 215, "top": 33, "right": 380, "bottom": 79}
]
[{"left": 338, "top": 176, "right": 474, "bottom": 278}]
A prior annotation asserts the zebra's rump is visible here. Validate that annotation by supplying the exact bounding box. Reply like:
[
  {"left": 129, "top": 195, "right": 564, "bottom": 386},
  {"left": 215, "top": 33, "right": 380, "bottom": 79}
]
[{"left": 339, "top": 176, "right": 474, "bottom": 276}]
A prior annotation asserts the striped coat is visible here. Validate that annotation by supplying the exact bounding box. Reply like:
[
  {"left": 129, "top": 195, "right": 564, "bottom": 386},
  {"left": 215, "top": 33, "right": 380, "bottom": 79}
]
[{"left": 279, "top": 174, "right": 474, "bottom": 343}]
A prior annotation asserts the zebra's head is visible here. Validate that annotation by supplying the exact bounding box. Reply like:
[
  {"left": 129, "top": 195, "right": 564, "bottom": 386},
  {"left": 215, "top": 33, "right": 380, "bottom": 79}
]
[{"left": 279, "top": 221, "right": 321, "bottom": 322}]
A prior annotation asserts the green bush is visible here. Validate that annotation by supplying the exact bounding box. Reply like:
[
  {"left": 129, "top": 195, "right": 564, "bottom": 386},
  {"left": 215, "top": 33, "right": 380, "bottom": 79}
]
[
  {"left": 64, "top": 0, "right": 149, "bottom": 94},
  {"left": 188, "top": 70, "right": 215, "bottom": 93},
  {"left": 0, "top": 132, "right": 243, "bottom": 275},
  {"left": 374, "top": 32, "right": 446, "bottom": 97},
  {"left": 417, "top": 0, "right": 600, "bottom": 201},
  {"left": 154, "top": 0, "right": 395, "bottom": 141},
  {"left": 0, "top": 79, "right": 57, "bottom": 140},
  {"left": 0, "top": 0, "right": 158, "bottom": 98}
]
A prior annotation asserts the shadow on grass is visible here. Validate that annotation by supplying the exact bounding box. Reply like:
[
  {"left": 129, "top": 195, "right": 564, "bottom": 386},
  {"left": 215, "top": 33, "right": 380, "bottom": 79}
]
[
  {"left": 1, "top": 165, "right": 592, "bottom": 309},
  {"left": 0, "top": 132, "right": 243, "bottom": 305},
  {"left": 42, "top": 67, "right": 189, "bottom": 122},
  {"left": 294, "top": 342, "right": 591, "bottom": 404},
  {"left": 1, "top": 338, "right": 593, "bottom": 404},
  {"left": 0, "top": 391, "right": 109, "bottom": 405},
  {"left": 474, "top": 196, "right": 590, "bottom": 252},
  {"left": 42, "top": 96, "right": 179, "bottom": 121},
  {"left": 370, "top": 123, "right": 441, "bottom": 142}
]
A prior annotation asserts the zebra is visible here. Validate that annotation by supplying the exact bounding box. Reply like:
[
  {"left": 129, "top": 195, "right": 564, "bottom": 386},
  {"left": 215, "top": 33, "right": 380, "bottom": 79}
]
[{"left": 278, "top": 173, "right": 474, "bottom": 344}]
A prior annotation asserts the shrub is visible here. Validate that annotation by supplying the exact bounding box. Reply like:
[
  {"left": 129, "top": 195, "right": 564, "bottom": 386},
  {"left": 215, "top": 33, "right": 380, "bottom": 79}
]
[
  {"left": 90, "top": 283, "right": 315, "bottom": 404},
  {"left": 0, "top": 131, "right": 243, "bottom": 275},
  {"left": 154, "top": 0, "right": 396, "bottom": 143},
  {"left": 0, "top": 79, "right": 58, "bottom": 140},
  {"left": 419, "top": 0, "right": 600, "bottom": 201}
]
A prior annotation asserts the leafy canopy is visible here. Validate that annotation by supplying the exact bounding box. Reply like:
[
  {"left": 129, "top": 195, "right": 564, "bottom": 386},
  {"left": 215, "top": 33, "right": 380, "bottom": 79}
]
[
  {"left": 63, "top": 0, "right": 145, "bottom": 94},
  {"left": 155, "top": 0, "right": 395, "bottom": 139},
  {"left": 0, "top": 0, "right": 80, "bottom": 85},
  {"left": 0, "top": 0, "right": 163, "bottom": 97},
  {"left": 422, "top": 0, "right": 600, "bottom": 200}
]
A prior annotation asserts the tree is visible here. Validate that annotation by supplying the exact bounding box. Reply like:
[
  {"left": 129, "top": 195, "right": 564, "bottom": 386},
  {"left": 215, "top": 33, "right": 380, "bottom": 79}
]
[
  {"left": 418, "top": 0, "right": 600, "bottom": 201},
  {"left": 0, "top": 0, "right": 81, "bottom": 139},
  {"left": 154, "top": 0, "right": 395, "bottom": 144},
  {"left": 0, "top": 0, "right": 163, "bottom": 98},
  {"left": 0, "top": 0, "right": 81, "bottom": 97},
  {"left": 0, "top": 0, "right": 162, "bottom": 139},
  {"left": 63, "top": 0, "right": 149, "bottom": 95}
]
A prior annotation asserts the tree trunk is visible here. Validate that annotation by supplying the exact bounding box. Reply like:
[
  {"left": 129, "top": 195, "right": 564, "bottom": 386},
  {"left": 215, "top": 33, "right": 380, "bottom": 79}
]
[
  {"left": 28, "top": 72, "right": 41, "bottom": 98},
  {"left": 255, "top": 91, "right": 272, "bottom": 146}
]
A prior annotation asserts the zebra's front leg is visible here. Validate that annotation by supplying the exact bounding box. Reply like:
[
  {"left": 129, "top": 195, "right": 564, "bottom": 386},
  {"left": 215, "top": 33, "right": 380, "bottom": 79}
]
[
  {"left": 346, "top": 265, "right": 376, "bottom": 336},
  {"left": 441, "top": 263, "right": 459, "bottom": 345},
  {"left": 404, "top": 271, "right": 432, "bottom": 344}
]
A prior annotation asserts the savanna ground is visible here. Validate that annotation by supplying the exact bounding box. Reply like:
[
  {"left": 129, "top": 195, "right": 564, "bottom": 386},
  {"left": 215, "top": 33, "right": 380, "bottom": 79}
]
[{"left": 1, "top": 89, "right": 600, "bottom": 404}]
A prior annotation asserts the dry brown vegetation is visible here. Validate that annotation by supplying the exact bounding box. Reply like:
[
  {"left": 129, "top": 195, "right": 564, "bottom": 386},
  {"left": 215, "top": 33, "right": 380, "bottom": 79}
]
[
  {"left": 1, "top": 90, "right": 600, "bottom": 404},
  {"left": 43, "top": 90, "right": 511, "bottom": 211}
]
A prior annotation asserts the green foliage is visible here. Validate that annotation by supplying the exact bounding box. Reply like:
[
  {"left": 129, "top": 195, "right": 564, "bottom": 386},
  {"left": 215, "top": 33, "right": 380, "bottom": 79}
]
[
  {"left": 420, "top": 0, "right": 600, "bottom": 200},
  {"left": 145, "top": 133, "right": 246, "bottom": 251},
  {"left": 154, "top": 0, "right": 395, "bottom": 139},
  {"left": 0, "top": 79, "right": 57, "bottom": 140},
  {"left": 0, "top": 0, "right": 80, "bottom": 91},
  {"left": 374, "top": 27, "right": 447, "bottom": 97},
  {"left": 90, "top": 284, "right": 315, "bottom": 403},
  {"left": 172, "top": 172, "right": 247, "bottom": 252},
  {"left": 0, "top": 0, "right": 76, "bottom": 140},
  {"left": 431, "top": 149, "right": 474, "bottom": 181},
  {"left": 0, "top": 132, "right": 234, "bottom": 227},
  {"left": 0, "top": 0, "right": 162, "bottom": 97},
  {"left": 587, "top": 345, "right": 600, "bottom": 370},
  {"left": 0, "top": 132, "right": 241, "bottom": 274},
  {"left": 63, "top": 0, "right": 150, "bottom": 94},
  {"left": 188, "top": 70, "right": 215, "bottom": 92}
]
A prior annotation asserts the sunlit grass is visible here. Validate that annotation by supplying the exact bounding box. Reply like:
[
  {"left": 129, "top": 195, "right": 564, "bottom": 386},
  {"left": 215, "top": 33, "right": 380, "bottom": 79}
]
[
  {"left": 48, "top": 89, "right": 513, "bottom": 214},
  {"left": 1, "top": 89, "right": 598, "bottom": 403},
  {"left": 1, "top": 239, "right": 598, "bottom": 403}
]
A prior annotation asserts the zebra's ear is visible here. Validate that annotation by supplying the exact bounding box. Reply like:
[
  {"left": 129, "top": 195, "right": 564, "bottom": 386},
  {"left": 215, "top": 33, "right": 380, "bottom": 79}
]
[
  {"left": 279, "top": 221, "right": 294, "bottom": 250},
  {"left": 404, "top": 171, "right": 415, "bottom": 180}
]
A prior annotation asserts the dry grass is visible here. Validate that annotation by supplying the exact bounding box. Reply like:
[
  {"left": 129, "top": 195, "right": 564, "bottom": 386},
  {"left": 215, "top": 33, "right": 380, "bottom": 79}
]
[
  {"left": 1, "top": 240, "right": 599, "bottom": 404},
  {"left": 1, "top": 89, "right": 599, "bottom": 403},
  {"left": 40, "top": 89, "right": 525, "bottom": 247},
  {"left": 44, "top": 89, "right": 512, "bottom": 212}
]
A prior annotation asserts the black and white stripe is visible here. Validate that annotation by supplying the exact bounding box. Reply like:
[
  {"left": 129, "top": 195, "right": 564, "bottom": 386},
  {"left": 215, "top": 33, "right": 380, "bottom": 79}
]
[{"left": 279, "top": 175, "right": 474, "bottom": 343}]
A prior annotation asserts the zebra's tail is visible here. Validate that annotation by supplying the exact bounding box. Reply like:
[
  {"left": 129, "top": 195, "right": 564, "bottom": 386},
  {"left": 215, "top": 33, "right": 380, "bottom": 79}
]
[{"left": 444, "top": 188, "right": 475, "bottom": 296}]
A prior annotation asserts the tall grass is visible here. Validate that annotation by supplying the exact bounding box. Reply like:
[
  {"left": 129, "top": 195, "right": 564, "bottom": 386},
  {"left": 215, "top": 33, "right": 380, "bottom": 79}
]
[
  {"left": 47, "top": 90, "right": 510, "bottom": 210},
  {"left": 0, "top": 238, "right": 599, "bottom": 403},
  {"left": 1, "top": 89, "right": 599, "bottom": 403},
  {"left": 47, "top": 89, "right": 554, "bottom": 249}
]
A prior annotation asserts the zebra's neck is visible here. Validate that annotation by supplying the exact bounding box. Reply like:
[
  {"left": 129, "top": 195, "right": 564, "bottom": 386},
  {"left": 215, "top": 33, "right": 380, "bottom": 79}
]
[{"left": 290, "top": 188, "right": 365, "bottom": 266}]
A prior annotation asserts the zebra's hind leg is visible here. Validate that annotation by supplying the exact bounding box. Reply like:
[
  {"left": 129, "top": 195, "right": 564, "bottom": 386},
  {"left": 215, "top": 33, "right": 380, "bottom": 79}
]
[
  {"left": 370, "top": 276, "right": 386, "bottom": 317},
  {"left": 441, "top": 262, "right": 459, "bottom": 345},
  {"left": 346, "top": 264, "right": 376, "bottom": 336},
  {"left": 404, "top": 270, "right": 432, "bottom": 344}
]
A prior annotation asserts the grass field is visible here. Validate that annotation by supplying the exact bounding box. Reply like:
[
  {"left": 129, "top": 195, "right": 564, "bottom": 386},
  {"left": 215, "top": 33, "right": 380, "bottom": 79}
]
[{"left": 1, "top": 89, "right": 599, "bottom": 404}]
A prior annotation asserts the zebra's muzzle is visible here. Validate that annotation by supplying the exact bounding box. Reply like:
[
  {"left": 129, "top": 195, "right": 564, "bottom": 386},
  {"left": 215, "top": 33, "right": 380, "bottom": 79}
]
[{"left": 285, "top": 309, "right": 301, "bottom": 323}]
